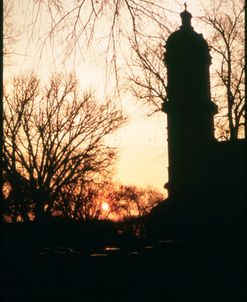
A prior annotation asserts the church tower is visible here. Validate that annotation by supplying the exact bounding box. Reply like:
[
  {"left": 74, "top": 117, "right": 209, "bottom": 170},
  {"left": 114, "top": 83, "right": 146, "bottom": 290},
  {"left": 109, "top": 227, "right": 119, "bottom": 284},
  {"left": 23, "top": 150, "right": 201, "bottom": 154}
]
[{"left": 163, "top": 7, "right": 217, "bottom": 200}]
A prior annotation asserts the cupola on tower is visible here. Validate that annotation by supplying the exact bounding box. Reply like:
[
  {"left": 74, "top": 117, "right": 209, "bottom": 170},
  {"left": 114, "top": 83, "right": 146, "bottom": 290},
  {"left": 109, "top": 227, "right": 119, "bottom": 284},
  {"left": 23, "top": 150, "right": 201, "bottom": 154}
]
[{"left": 163, "top": 6, "right": 218, "bottom": 200}]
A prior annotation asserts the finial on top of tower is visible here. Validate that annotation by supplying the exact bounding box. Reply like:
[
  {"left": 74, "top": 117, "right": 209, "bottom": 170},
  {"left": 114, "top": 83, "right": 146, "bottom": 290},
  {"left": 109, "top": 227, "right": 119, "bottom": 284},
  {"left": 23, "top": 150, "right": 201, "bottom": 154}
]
[{"left": 180, "top": 3, "right": 193, "bottom": 30}]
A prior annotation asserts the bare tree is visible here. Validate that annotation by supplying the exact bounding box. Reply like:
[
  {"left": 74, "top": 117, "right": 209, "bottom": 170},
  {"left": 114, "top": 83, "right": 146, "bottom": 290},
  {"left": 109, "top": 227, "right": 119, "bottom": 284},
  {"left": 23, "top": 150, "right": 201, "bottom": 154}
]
[
  {"left": 56, "top": 181, "right": 163, "bottom": 226},
  {"left": 55, "top": 180, "right": 114, "bottom": 221},
  {"left": 3, "top": 73, "right": 126, "bottom": 221},
  {"left": 28, "top": 1, "right": 170, "bottom": 58},
  {"left": 125, "top": 33, "right": 169, "bottom": 114},
  {"left": 200, "top": 0, "right": 245, "bottom": 140},
  {"left": 109, "top": 184, "right": 163, "bottom": 236},
  {"left": 3, "top": 0, "right": 14, "bottom": 59},
  {"left": 111, "top": 184, "right": 163, "bottom": 217},
  {"left": 3, "top": 0, "right": 22, "bottom": 64},
  {"left": 7, "top": 0, "right": 174, "bottom": 94}
]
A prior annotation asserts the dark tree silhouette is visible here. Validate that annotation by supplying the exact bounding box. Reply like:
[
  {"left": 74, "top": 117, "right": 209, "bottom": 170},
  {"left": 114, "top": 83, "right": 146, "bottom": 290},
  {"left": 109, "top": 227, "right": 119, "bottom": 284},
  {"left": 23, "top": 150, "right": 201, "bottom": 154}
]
[
  {"left": 200, "top": 0, "right": 245, "bottom": 140},
  {"left": 125, "top": 33, "right": 169, "bottom": 115},
  {"left": 3, "top": 73, "right": 126, "bottom": 221},
  {"left": 109, "top": 184, "right": 164, "bottom": 236},
  {"left": 55, "top": 180, "right": 112, "bottom": 221}
]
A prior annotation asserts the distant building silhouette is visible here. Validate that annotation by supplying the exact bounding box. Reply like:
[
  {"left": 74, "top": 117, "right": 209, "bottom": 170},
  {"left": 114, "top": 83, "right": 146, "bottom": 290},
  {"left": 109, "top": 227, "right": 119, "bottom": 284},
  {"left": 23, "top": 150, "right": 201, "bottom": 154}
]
[{"left": 162, "top": 7, "right": 246, "bottom": 203}]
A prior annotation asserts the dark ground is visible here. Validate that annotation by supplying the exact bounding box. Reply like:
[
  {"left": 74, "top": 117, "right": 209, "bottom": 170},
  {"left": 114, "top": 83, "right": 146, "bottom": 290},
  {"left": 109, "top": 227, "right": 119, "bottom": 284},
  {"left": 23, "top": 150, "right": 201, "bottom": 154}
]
[{"left": 1, "top": 238, "right": 246, "bottom": 302}]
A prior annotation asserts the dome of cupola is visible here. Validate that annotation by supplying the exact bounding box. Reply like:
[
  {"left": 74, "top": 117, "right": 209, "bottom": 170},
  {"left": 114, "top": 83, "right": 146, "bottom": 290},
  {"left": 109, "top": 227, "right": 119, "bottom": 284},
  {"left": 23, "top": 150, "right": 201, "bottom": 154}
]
[{"left": 164, "top": 6, "right": 210, "bottom": 66}]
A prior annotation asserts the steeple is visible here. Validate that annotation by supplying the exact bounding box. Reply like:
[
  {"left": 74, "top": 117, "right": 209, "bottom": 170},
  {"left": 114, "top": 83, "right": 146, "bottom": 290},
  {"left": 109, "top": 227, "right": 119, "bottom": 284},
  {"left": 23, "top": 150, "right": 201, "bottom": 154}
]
[{"left": 180, "top": 3, "right": 193, "bottom": 30}]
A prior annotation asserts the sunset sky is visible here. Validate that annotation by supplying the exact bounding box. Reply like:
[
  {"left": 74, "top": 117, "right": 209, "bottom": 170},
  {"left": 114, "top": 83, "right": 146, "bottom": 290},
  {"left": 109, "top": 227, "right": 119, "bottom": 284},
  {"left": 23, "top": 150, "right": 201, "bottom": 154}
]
[{"left": 4, "top": 0, "right": 210, "bottom": 194}]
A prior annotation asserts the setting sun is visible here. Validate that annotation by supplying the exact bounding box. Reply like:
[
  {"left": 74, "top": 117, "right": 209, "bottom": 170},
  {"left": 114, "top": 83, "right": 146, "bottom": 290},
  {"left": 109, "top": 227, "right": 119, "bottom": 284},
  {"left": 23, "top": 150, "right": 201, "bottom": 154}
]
[{"left": 101, "top": 202, "right": 109, "bottom": 211}]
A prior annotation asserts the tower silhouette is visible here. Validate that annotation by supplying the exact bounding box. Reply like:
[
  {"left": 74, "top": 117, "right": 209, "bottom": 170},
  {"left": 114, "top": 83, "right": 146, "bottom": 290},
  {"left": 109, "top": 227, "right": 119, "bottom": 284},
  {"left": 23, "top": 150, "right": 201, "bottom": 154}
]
[
  {"left": 163, "top": 8, "right": 247, "bottom": 200},
  {"left": 148, "top": 7, "right": 246, "bottom": 240},
  {"left": 163, "top": 7, "right": 217, "bottom": 200}
]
